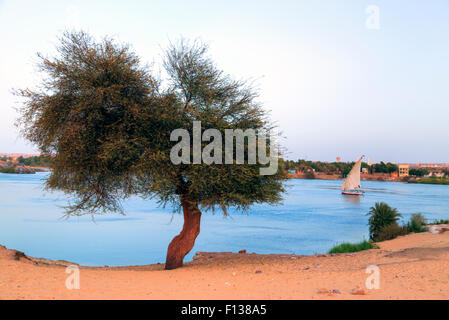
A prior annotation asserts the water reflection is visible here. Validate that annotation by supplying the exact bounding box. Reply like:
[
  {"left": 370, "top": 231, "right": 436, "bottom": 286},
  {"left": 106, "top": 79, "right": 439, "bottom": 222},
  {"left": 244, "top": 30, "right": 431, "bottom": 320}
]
[{"left": 341, "top": 194, "right": 361, "bottom": 204}]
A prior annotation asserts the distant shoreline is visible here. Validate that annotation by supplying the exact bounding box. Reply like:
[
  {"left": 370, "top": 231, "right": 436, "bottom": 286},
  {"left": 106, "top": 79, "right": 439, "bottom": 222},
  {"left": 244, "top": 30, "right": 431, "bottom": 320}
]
[
  {"left": 288, "top": 174, "right": 399, "bottom": 183},
  {"left": 288, "top": 174, "right": 449, "bottom": 185}
]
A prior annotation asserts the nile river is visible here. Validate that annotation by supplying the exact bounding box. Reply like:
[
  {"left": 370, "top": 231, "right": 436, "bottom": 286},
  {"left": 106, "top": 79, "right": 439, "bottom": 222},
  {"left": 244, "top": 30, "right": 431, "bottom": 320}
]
[{"left": 1, "top": 172, "right": 448, "bottom": 266}]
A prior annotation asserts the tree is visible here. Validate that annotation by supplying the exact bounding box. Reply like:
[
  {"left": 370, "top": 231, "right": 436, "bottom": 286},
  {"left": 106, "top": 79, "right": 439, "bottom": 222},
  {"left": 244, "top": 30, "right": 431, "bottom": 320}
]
[
  {"left": 409, "top": 168, "right": 429, "bottom": 177},
  {"left": 16, "top": 31, "right": 286, "bottom": 269},
  {"left": 373, "top": 162, "right": 398, "bottom": 174},
  {"left": 366, "top": 202, "right": 402, "bottom": 240}
]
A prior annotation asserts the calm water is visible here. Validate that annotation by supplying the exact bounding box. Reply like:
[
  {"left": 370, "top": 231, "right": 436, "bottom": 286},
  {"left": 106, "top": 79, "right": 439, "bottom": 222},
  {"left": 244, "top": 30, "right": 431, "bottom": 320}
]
[{"left": 1, "top": 172, "right": 448, "bottom": 266}]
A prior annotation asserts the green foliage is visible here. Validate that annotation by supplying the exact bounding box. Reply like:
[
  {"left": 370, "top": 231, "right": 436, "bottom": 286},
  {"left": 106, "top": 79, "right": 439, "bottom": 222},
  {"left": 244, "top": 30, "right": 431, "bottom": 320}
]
[
  {"left": 374, "top": 223, "right": 409, "bottom": 242},
  {"left": 417, "top": 177, "right": 449, "bottom": 185},
  {"left": 428, "top": 219, "right": 449, "bottom": 225},
  {"left": 17, "top": 155, "right": 52, "bottom": 167},
  {"left": 328, "top": 240, "right": 374, "bottom": 254},
  {"left": 303, "top": 169, "right": 315, "bottom": 179},
  {"left": 372, "top": 162, "right": 398, "bottom": 174},
  {"left": 406, "top": 213, "right": 427, "bottom": 233},
  {"left": 409, "top": 168, "right": 429, "bottom": 177},
  {"left": 15, "top": 31, "right": 286, "bottom": 217},
  {"left": 283, "top": 159, "right": 370, "bottom": 177},
  {"left": 369, "top": 212, "right": 427, "bottom": 242},
  {"left": 0, "top": 167, "right": 16, "bottom": 174},
  {"left": 366, "top": 202, "right": 402, "bottom": 240}
]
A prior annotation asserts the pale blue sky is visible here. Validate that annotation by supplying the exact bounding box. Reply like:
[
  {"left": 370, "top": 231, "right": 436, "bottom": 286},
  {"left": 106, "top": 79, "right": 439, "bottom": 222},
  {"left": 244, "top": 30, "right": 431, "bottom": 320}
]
[{"left": 0, "top": 0, "right": 448, "bottom": 162}]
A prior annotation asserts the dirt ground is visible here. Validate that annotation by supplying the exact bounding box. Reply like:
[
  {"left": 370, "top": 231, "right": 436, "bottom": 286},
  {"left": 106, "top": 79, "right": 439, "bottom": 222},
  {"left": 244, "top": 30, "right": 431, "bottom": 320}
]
[{"left": 1, "top": 231, "right": 449, "bottom": 299}]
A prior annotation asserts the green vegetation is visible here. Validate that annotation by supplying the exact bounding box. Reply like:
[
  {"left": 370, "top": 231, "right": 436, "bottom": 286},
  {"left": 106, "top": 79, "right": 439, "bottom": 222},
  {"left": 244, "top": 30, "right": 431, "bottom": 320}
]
[
  {"left": 283, "top": 159, "right": 370, "bottom": 177},
  {"left": 57, "top": 259, "right": 78, "bottom": 265},
  {"left": 416, "top": 177, "right": 449, "bottom": 185},
  {"left": 366, "top": 203, "right": 428, "bottom": 242},
  {"left": 366, "top": 202, "right": 402, "bottom": 241},
  {"left": 0, "top": 167, "right": 15, "bottom": 174},
  {"left": 375, "top": 223, "right": 409, "bottom": 241},
  {"left": 283, "top": 159, "right": 397, "bottom": 178},
  {"left": 328, "top": 240, "right": 374, "bottom": 254},
  {"left": 374, "top": 212, "right": 427, "bottom": 242},
  {"left": 330, "top": 208, "right": 432, "bottom": 253},
  {"left": 428, "top": 219, "right": 449, "bottom": 225},
  {"left": 407, "top": 213, "right": 427, "bottom": 233},
  {"left": 15, "top": 31, "right": 286, "bottom": 270},
  {"left": 372, "top": 162, "right": 398, "bottom": 174},
  {"left": 303, "top": 169, "right": 315, "bottom": 179},
  {"left": 409, "top": 168, "right": 429, "bottom": 177},
  {"left": 17, "top": 155, "right": 52, "bottom": 167}
]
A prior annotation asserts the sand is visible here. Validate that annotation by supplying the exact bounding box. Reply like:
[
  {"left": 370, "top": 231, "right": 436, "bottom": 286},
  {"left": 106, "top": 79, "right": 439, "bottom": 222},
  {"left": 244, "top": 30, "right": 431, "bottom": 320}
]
[{"left": 1, "top": 231, "right": 449, "bottom": 300}]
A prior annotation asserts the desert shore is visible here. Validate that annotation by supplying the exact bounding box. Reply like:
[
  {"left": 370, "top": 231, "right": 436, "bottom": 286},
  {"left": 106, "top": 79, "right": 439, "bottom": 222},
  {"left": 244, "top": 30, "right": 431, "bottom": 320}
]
[{"left": 1, "top": 231, "right": 449, "bottom": 300}]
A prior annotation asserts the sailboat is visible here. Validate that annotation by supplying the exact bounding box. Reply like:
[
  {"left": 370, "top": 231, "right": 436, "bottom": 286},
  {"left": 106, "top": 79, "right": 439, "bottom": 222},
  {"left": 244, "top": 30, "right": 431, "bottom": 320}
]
[{"left": 341, "top": 156, "right": 365, "bottom": 196}]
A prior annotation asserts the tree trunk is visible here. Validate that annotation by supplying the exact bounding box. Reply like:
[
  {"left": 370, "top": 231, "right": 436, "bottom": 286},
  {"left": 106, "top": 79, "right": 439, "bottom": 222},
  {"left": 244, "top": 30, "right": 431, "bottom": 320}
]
[{"left": 165, "top": 198, "right": 202, "bottom": 270}]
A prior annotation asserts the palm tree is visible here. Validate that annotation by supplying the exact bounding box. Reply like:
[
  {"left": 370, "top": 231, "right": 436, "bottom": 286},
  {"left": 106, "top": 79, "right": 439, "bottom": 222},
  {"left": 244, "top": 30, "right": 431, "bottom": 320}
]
[{"left": 366, "top": 202, "right": 402, "bottom": 240}]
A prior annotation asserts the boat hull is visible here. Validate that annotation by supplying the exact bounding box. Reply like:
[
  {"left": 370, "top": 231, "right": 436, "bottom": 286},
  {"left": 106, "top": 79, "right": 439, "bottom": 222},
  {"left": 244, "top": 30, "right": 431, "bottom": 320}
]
[{"left": 342, "top": 191, "right": 364, "bottom": 196}]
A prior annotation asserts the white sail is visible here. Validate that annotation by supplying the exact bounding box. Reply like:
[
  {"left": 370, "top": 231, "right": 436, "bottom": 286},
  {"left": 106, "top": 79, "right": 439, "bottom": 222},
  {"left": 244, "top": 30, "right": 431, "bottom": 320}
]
[{"left": 341, "top": 157, "right": 362, "bottom": 191}]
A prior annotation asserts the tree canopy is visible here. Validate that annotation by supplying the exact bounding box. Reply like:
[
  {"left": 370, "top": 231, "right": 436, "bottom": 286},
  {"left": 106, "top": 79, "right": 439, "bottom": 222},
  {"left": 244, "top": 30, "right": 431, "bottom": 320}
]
[{"left": 16, "top": 31, "right": 286, "bottom": 268}]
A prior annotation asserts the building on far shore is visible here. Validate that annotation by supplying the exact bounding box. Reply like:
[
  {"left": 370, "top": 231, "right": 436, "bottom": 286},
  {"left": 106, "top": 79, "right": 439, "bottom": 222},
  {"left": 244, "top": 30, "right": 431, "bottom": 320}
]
[{"left": 399, "top": 164, "right": 409, "bottom": 177}]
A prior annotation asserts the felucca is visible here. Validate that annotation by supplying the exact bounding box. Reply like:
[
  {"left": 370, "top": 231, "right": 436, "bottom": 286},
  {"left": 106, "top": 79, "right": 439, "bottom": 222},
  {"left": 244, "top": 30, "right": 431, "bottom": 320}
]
[{"left": 341, "top": 157, "right": 365, "bottom": 196}]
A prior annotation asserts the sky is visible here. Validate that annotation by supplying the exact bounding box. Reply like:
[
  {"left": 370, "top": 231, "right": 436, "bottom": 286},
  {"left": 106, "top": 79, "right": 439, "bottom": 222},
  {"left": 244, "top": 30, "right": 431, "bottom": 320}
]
[{"left": 0, "top": 0, "right": 448, "bottom": 163}]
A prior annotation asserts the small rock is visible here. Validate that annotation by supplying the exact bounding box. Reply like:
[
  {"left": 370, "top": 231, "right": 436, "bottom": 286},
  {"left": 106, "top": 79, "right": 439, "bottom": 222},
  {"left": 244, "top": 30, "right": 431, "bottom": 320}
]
[
  {"left": 317, "top": 288, "right": 328, "bottom": 294},
  {"left": 330, "top": 289, "right": 341, "bottom": 294},
  {"left": 225, "top": 282, "right": 231, "bottom": 286},
  {"left": 238, "top": 249, "right": 247, "bottom": 254},
  {"left": 232, "top": 272, "right": 236, "bottom": 276},
  {"left": 255, "top": 270, "right": 263, "bottom": 274},
  {"left": 304, "top": 267, "right": 310, "bottom": 270},
  {"left": 351, "top": 287, "right": 366, "bottom": 295},
  {"left": 12, "top": 250, "right": 27, "bottom": 261}
]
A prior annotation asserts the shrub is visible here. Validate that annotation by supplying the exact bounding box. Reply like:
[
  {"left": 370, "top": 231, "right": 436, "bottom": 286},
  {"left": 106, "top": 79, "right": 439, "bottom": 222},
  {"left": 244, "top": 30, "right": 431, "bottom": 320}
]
[
  {"left": 0, "top": 167, "right": 15, "bottom": 174},
  {"left": 429, "top": 219, "right": 449, "bottom": 225},
  {"left": 374, "top": 223, "right": 408, "bottom": 242},
  {"left": 407, "top": 213, "right": 427, "bottom": 233},
  {"left": 366, "top": 202, "right": 402, "bottom": 240},
  {"left": 328, "top": 240, "right": 374, "bottom": 254},
  {"left": 304, "top": 170, "right": 315, "bottom": 179}
]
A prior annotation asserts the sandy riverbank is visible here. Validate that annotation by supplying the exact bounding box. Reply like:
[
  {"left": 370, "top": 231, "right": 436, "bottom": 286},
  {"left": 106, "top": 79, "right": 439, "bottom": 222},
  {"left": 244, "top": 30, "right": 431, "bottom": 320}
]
[{"left": 1, "top": 231, "right": 449, "bottom": 299}]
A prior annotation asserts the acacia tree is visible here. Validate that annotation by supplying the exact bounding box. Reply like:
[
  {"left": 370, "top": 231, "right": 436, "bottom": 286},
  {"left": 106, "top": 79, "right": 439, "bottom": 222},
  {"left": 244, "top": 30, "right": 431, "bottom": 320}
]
[{"left": 16, "top": 31, "right": 286, "bottom": 269}]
